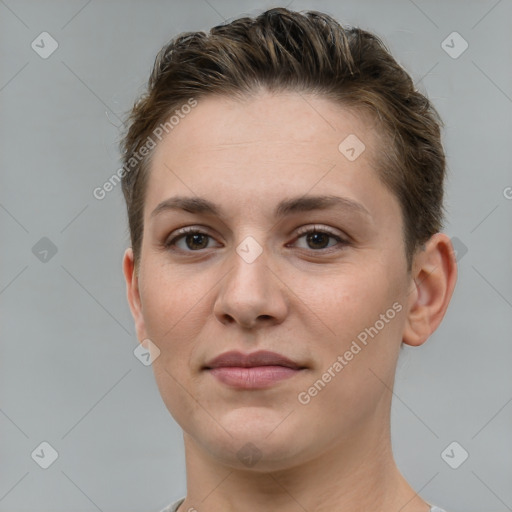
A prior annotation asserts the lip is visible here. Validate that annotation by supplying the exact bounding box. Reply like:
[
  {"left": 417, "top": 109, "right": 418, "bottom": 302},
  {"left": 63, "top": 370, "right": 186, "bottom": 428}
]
[
  {"left": 203, "top": 350, "right": 306, "bottom": 389},
  {"left": 204, "top": 350, "right": 302, "bottom": 370}
]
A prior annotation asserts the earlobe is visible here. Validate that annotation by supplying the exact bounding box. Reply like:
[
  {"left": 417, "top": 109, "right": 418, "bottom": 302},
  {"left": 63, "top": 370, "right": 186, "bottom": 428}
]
[
  {"left": 122, "top": 248, "right": 147, "bottom": 342},
  {"left": 402, "top": 233, "right": 458, "bottom": 347}
]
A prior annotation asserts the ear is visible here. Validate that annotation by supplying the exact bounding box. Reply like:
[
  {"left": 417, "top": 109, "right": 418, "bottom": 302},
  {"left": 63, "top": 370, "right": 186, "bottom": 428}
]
[
  {"left": 122, "top": 248, "right": 147, "bottom": 342},
  {"left": 402, "top": 233, "right": 458, "bottom": 347}
]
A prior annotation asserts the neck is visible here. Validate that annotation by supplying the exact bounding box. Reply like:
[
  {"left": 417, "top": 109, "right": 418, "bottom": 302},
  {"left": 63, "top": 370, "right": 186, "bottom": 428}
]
[{"left": 177, "top": 413, "right": 431, "bottom": 512}]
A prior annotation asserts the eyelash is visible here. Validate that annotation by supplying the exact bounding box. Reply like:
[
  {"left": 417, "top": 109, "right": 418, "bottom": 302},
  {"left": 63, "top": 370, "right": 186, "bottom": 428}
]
[{"left": 163, "top": 225, "right": 349, "bottom": 253}]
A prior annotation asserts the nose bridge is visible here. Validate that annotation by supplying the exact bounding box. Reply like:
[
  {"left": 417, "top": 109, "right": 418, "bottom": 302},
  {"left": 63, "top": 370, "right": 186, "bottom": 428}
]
[
  {"left": 214, "top": 233, "right": 287, "bottom": 327},
  {"left": 225, "top": 234, "right": 271, "bottom": 302}
]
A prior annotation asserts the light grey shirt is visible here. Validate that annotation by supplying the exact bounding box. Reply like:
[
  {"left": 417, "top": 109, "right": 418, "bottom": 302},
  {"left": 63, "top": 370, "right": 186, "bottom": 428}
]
[{"left": 159, "top": 498, "right": 448, "bottom": 511}]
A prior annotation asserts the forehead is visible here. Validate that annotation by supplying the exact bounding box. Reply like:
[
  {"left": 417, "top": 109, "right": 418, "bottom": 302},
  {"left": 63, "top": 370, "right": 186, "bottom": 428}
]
[
  {"left": 145, "top": 91, "right": 399, "bottom": 227},
  {"left": 153, "top": 91, "right": 379, "bottom": 162}
]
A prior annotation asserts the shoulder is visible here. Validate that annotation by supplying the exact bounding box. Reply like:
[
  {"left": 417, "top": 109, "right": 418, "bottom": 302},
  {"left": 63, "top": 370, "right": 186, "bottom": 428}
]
[
  {"left": 158, "top": 497, "right": 185, "bottom": 512},
  {"left": 158, "top": 499, "right": 447, "bottom": 512}
]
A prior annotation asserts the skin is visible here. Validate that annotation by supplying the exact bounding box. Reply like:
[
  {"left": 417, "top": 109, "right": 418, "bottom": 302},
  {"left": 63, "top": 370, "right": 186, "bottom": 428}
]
[{"left": 123, "top": 91, "right": 457, "bottom": 512}]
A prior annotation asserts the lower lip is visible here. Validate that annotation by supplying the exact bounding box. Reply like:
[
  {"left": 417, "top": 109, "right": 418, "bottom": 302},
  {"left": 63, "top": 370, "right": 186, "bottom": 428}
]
[{"left": 207, "top": 366, "right": 302, "bottom": 389}]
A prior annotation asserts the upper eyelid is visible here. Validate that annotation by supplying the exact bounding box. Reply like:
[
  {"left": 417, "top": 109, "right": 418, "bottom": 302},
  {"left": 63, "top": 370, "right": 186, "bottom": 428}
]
[
  {"left": 168, "top": 224, "right": 343, "bottom": 238},
  {"left": 295, "top": 224, "right": 345, "bottom": 238}
]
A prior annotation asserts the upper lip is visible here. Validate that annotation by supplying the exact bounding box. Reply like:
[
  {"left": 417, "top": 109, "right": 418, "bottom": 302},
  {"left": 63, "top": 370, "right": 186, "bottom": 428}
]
[{"left": 204, "top": 350, "right": 303, "bottom": 370}]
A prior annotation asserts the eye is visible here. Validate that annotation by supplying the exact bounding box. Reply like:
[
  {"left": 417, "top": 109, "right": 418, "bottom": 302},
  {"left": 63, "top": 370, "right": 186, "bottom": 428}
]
[
  {"left": 164, "top": 227, "right": 221, "bottom": 252},
  {"left": 291, "top": 225, "right": 348, "bottom": 251},
  {"left": 163, "top": 225, "right": 349, "bottom": 253}
]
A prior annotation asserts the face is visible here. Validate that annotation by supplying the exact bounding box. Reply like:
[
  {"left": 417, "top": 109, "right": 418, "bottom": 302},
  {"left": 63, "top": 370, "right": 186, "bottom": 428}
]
[{"left": 124, "top": 91, "right": 418, "bottom": 470}]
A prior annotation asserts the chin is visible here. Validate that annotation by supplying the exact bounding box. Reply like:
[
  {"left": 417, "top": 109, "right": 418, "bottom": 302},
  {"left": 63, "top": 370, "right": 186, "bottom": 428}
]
[
  {"left": 209, "top": 437, "right": 306, "bottom": 473},
  {"left": 194, "top": 410, "right": 313, "bottom": 468},
  {"left": 216, "top": 406, "right": 295, "bottom": 437}
]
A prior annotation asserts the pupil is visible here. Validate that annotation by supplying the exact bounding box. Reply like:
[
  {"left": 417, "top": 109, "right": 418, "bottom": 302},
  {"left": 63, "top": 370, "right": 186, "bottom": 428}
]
[
  {"left": 187, "top": 233, "right": 208, "bottom": 250},
  {"left": 307, "top": 232, "right": 329, "bottom": 249}
]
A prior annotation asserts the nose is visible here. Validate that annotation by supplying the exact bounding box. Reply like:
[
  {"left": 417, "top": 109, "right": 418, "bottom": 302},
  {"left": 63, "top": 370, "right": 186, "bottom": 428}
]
[{"left": 213, "top": 241, "right": 289, "bottom": 330}]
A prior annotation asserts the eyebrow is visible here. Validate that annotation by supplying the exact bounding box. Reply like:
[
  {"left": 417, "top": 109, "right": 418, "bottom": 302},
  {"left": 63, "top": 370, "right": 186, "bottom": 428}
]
[{"left": 150, "top": 194, "right": 371, "bottom": 221}]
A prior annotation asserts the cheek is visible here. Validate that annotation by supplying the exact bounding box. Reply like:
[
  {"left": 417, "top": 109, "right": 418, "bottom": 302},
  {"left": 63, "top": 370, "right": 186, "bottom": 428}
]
[
  {"left": 138, "top": 261, "right": 220, "bottom": 385},
  {"left": 139, "top": 259, "right": 204, "bottom": 335},
  {"left": 297, "top": 275, "right": 405, "bottom": 428},
  {"left": 140, "top": 269, "right": 209, "bottom": 426},
  {"left": 303, "top": 265, "right": 399, "bottom": 330},
  {"left": 302, "top": 265, "right": 406, "bottom": 381}
]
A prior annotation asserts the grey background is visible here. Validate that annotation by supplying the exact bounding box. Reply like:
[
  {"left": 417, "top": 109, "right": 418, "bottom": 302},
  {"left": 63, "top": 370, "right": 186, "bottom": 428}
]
[{"left": 1, "top": 1, "right": 511, "bottom": 511}]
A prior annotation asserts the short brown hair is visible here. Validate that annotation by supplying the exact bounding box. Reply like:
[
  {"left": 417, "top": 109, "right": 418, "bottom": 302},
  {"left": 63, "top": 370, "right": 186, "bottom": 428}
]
[{"left": 120, "top": 7, "right": 446, "bottom": 272}]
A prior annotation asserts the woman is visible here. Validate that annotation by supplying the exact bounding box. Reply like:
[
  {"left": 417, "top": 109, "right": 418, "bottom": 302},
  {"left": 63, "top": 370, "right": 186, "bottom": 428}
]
[{"left": 120, "top": 7, "right": 457, "bottom": 512}]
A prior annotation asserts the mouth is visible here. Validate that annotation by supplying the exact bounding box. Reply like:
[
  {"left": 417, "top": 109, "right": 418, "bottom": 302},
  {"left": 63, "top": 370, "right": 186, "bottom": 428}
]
[{"left": 203, "top": 350, "right": 306, "bottom": 389}]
